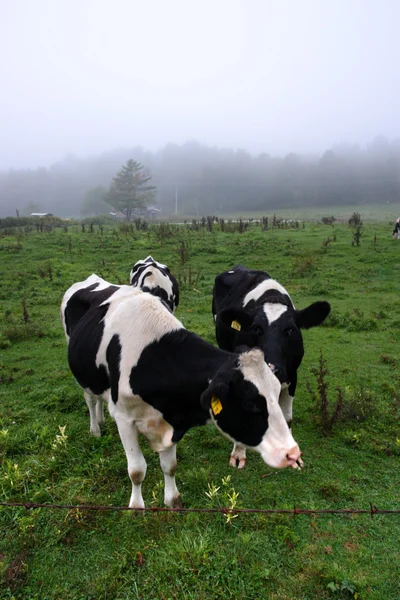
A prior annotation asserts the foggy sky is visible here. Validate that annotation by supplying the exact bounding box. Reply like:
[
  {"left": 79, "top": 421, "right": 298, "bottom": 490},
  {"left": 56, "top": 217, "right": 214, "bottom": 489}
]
[{"left": 1, "top": 0, "right": 399, "bottom": 170}]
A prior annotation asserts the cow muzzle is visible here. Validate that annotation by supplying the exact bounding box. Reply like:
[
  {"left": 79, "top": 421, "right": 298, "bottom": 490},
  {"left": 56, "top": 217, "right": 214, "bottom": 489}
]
[
  {"left": 282, "top": 445, "right": 301, "bottom": 468},
  {"left": 257, "top": 439, "right": 301, "bottom": 469}
]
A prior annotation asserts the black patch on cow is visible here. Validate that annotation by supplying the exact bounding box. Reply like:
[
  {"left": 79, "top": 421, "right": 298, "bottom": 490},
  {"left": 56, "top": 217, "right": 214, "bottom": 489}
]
[
  {"left": 67, "top": 303, "right": 111, "bottom": 395},
  {"left": 129, "top": 330, "right": 219, "bottom": 439},
  {"left": 107, "top": 334, "right": 122, "bottom": 404},
  {"left": 64, "top": 283, "right": 119, "bottom": 336}
]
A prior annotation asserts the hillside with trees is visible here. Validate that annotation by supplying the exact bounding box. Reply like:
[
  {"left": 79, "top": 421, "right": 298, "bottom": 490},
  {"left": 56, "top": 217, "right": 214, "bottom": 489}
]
[{"left": 0, "top": 137, "right": 399, "bottom": 218}]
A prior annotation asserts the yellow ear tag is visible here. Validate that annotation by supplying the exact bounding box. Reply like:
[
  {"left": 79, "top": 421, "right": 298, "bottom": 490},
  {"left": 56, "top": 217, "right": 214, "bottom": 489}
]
[
  {"left": 231, "top": 320, "right": 241, "bottom": 331},
  {"left": 211, "top": 396, "right": 223, "bottom": 415}
]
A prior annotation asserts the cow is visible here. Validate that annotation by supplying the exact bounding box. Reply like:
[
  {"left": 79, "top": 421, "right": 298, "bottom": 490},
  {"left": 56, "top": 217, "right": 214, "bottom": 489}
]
[
  {"left": 61, "top": 256, "right": 179, "bottom": 435},
  {"left": 62, "top": 277, "right": 301, "bottom": 507},
  {"left": 393, "top": 218, "right": 400, "bottom": 240},
  {"left": 130, "top": 255, "right": 179, "bottom": 312},
  {"left": 212, "top": 265, "right": 331, "bottom": 469}
]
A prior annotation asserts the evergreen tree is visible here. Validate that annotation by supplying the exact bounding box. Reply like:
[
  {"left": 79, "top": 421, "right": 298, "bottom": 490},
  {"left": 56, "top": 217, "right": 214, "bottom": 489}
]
[{"left": 105, "top": 159, "right": 156, "bottom": 220}]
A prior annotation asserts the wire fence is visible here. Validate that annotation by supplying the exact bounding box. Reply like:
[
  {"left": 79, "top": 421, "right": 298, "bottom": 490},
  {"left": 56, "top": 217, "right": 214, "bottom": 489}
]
[{"left": 1, "top": 501, "right": 399, "bottom": 518}]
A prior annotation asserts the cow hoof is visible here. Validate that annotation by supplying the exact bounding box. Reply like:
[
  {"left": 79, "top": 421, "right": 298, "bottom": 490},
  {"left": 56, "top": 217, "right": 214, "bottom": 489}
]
[
  {"left": 90, "top": 429, "right": 101, "bottom": 437},
  {"left": 169, "top": 496, "right": 183, "bottom": 508},
  {"left": 229, "top": 455, "right": 246, "bottom": 469}
]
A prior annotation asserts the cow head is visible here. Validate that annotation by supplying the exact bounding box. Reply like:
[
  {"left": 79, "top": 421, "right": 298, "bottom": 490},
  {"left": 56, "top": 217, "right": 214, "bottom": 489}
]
[
  {"left": 200, "top": 348, "right": 300, "bottom": 468},
  {"left": 216, "top": 301, "right": 330, "bottom": 385},
  {"left": 130, "top": 256, "right": 179, "bottom": 312}
]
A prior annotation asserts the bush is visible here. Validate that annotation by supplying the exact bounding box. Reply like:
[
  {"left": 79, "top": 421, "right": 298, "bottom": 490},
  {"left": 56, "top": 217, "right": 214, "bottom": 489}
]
[{"left": 306, "top": 351, "right": 344, "bottom": 435}]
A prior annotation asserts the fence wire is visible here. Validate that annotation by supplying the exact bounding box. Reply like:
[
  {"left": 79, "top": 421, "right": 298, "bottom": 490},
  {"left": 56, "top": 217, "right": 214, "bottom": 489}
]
[{"left": 1, "top": 501, "right": 399, "bottom": 517}]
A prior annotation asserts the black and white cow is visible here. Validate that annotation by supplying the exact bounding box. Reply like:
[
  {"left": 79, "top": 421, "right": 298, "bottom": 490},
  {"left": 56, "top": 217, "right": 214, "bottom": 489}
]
[
  {"left": 130, "top": 255, "right": 179, "bottom": 312},
  {"left": 212, "top": 265, "right": 330, "bottom": 468},
  {"left": 62, "top": 256, "right": 178, "bottom": 434},
  {"left": 393, "top": 218, "right": 400, "bottom": 240},
  {"left": 62, "top": 277, "right": 301, "bottom": 507}
]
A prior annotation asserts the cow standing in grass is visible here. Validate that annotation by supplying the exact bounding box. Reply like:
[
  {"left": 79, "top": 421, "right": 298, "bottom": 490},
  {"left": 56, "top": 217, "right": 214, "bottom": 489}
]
[
  {"left": 393, "top": 218, "right": 400, "bottom": 239},
  {"left": 62, "top": 284, "right": 301, "bottom": 507},
  {"left": 61, "top": 257, "right": 179, "bottom": 436},
  {"left": 212, "top": 265, "right": 330, "bottom": 469}
]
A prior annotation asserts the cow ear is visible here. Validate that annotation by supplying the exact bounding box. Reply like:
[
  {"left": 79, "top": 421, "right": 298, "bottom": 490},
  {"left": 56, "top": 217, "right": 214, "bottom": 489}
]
[
  {"left": 296, "top": 301, "right": 331, "bottom": 329},
  {"left": 200, "top": 380, "right": 229, "bottom": 414}
]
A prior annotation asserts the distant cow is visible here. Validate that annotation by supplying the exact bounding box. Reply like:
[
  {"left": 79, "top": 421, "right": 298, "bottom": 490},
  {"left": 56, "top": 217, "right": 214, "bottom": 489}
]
[
  {"left": 62, "top": 279, "right": 300, "bottom": 507},
  {"left": 130, "top": 255, "right": 179, "bottom": 312},
  {"left": 212, "top": 265, "right": 330, "bottom": 468},
  {"left": 393, "top": 218, "right": 400, "bottom": 239}
]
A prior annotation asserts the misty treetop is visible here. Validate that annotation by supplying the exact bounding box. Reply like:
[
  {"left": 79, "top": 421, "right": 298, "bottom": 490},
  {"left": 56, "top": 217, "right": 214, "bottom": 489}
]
[
  {"left": 1, "top": 138, "right": 400, "bottom": 218},
  {"left": 105, "top": 159, "right": 156, "bottom": 221}
]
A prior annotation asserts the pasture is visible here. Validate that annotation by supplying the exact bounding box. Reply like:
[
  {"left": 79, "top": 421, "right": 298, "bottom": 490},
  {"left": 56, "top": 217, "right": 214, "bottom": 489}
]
[{"left": 0, "top": 215, "right": 399, "bottom": 599}]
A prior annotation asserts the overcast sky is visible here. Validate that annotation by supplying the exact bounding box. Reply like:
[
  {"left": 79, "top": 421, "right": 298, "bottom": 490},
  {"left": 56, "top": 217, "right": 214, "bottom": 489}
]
[{"left": 1, "top": 0, "right": 399, "bottom": 169}]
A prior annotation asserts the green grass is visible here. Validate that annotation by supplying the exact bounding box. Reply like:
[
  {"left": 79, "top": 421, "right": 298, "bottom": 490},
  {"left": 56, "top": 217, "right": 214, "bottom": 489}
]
[{"left": 0, "top": 215, "right": 400, "bottom": 599}]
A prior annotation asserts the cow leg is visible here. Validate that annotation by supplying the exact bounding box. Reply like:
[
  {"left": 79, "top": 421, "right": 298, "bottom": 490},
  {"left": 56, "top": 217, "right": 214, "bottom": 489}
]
[
  {"left": 96, "top": 398, "right": 105, "bottom": 427},
  {"left": 279, "top": 386, "right": 303, "bottom": 469},
  {"left": 84, "top": 391, "right": 101, "bottom": 437},
  {"left": 159, "top": 445, "right": 181, "bottom": 507},
  {"left": 229, "top": 443, "right": 247, "bottom": 469},
  {"left": 115, "top": 419, "right": 147, "bottom": 508}
]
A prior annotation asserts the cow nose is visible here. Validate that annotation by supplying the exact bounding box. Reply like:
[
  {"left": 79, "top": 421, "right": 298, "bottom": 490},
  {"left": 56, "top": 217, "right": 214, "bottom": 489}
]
[{"left": 285, "top": 445, "right": 301, "bottom": 467}]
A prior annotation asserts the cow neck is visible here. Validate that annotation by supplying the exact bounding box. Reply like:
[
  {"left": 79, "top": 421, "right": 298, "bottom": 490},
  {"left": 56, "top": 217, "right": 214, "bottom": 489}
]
[
  {"left": 130, "top": 329, "right": 232, "bottom": 407},
  {"left": 129, "top": 329, "right": 235, "bottom": 441}
]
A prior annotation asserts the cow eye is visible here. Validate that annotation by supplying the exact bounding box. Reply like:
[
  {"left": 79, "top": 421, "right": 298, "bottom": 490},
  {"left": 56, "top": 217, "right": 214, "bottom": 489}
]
[{"left": 285, "top": 328, "right": 293, "bottom": 337}]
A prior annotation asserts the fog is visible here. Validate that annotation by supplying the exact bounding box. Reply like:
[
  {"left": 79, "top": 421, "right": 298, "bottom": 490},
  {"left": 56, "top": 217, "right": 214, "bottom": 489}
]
[{"left": 1, "top": 0, "right": 400, "bottom": 170}]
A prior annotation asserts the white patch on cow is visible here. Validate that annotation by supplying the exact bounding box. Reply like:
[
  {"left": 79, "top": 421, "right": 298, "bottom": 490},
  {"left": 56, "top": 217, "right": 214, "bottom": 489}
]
[
  {"left": 97, "top": 290, "right": 183, "bottom": 398},
  {"left": 228, "top": 270, "right": 235, "bottom": 273},
  {"left": 243, "top": 279, "right": 294, "bottom": 308},
  {"left": 263, "top": 302, "right": 288, "bottom": 324},
  {"left": 237, "top": 349, "right": 299, "bottom": 469}
]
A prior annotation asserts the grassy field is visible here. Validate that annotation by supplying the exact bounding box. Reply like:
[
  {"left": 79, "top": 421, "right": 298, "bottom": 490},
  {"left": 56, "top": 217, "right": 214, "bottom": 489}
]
[
  {"left": 0, "top": 213, "right": 399, "bottom": 599},
  {"left": 171, "top": 202, "right": 400, "bottom": 223}
]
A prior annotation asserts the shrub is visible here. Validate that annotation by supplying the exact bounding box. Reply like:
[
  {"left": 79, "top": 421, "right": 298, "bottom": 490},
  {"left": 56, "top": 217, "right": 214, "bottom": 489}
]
[
  {"left": 306, "top": 351, "right": 344, "bottom": 435},
  {"left": 321, "top": 216, "right": 336, "bottom": 225}
]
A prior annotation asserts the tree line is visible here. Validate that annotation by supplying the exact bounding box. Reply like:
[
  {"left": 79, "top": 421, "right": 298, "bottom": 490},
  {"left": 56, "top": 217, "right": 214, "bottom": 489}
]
[{"left": 0, "top": 136, "right": 399, "bottom": 218}]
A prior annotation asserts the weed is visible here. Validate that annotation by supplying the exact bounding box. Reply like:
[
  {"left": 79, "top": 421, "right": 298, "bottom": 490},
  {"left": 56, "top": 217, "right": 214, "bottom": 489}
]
[
  {"left": 294, "top": 251, "right": 318, "bottom": 277},
  {"left": 306, "top": 351, "right": 344, "bottom": 435},
  {"left": 176, "top": 239, "right": 191, "bottom": 265},
  {"left": 351, "top": 224, "right": 363, "bottom": 246}
]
